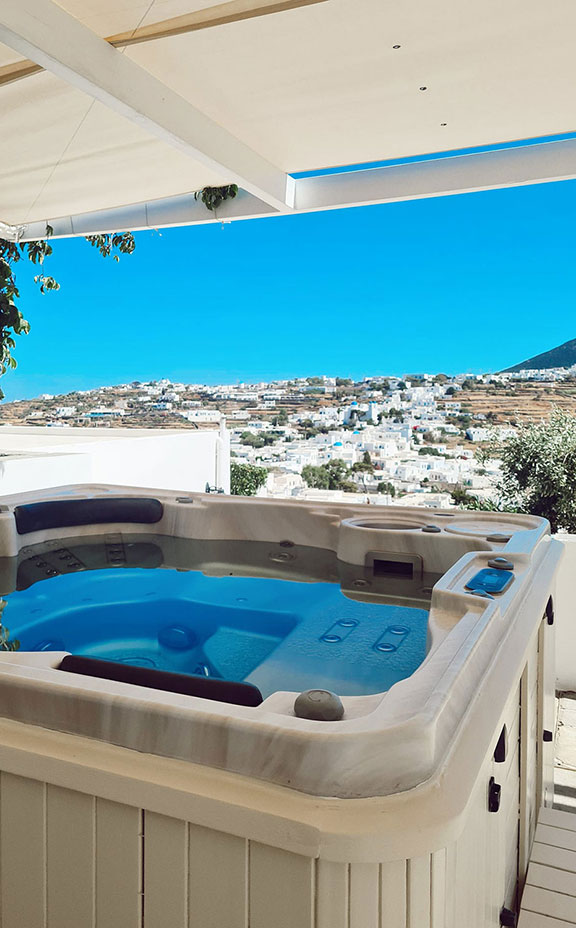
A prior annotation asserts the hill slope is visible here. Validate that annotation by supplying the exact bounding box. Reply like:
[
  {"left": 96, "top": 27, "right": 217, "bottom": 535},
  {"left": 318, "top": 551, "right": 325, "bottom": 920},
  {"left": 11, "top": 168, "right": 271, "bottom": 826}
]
[{"left": 502, "top": 338, "right": 576, "bottom": 372}]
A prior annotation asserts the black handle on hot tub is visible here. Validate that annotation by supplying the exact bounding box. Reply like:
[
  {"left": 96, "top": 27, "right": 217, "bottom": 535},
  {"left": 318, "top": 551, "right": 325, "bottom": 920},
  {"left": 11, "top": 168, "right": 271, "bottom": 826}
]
[
  {"left": 58, "top": 655, "right": 263, "bottom": 707},
  {"left": 14, "top": 497, "right": 164, "bottom": 535}
]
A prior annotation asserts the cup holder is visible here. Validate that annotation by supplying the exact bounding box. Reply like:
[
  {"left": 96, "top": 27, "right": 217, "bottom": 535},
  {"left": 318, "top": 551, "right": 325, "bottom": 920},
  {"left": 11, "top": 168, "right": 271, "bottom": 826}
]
[{"left": 345, "top": 519, "right": 423, "bottom": 531}]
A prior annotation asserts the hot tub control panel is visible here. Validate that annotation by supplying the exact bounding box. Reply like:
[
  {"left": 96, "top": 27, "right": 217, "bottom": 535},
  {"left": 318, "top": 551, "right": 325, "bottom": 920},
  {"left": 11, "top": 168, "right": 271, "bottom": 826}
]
[{"left": 465, "top": 568, "right": 514, "bottom": 594}]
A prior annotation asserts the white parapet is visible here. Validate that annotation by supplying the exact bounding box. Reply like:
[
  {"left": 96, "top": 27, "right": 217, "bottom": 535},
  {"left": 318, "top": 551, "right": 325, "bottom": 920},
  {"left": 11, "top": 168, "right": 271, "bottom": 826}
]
[
  {"left": 0, "top": 425, "right": 230, "bottom": 495},
  {"left": 552, "top": 534, "right": 576, "bottom": 691}
]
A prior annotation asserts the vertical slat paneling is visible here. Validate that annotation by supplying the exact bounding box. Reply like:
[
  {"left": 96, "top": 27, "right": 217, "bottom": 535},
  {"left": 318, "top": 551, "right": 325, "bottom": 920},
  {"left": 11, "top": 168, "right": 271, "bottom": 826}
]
[
  {"left": 46, "top": 784, "right": 95, "bottom": 928},
  {"left": 144, "top": 812, "right": 188, "bottom": 928},
  {"left": 471, "top": 778, "right": 484, "bottom": 928},
  {"left": 249, "top": 842, "right": 314, "bottom": 928},
  {"left": 188, "top": 824, "right": 247, "bottom": 928},
  {"left": 407, "top": 855, "right": 431, "bottom": 928},
  {"left": 0, "top": 773, "right": 46, "bottom": 928},
  {"left": 95, "top": 799, "right": 141, "bottom": 928},
  {"left": 316, "top": 860, "right": 349, "bottom": 928},
  {"left": 444, "top": 843, "right": 457, "bottom": 928},
  {"left": 380, "top": 859, "right": 407, "bottom": 928},
  {"left": 349, "top": 862, "right": 379, "bottom": 928},
  {"left": 430, "top": 849, "right": 446, "bottom": 928},
  {"left": 487, "top": 776, "right": 500, "bottom": 928}
]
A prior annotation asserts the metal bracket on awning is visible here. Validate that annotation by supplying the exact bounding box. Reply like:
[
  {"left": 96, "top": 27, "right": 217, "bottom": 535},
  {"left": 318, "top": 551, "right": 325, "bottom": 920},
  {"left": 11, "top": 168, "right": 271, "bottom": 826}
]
[{"left": 0, "top": 219, "right": 25, "bottom": 242}]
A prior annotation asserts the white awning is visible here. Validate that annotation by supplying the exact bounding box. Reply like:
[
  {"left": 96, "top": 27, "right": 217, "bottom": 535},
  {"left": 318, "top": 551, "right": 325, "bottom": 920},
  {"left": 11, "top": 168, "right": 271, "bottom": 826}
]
[{"left": 1, "top": 0, "right": 576, "bottom": 238}]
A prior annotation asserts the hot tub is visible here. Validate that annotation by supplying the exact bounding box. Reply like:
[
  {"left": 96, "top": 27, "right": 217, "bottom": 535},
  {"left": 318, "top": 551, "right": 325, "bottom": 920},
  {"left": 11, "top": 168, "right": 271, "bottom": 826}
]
[{"left": 0, "top": 485, "right": 562, "bottom": 928}]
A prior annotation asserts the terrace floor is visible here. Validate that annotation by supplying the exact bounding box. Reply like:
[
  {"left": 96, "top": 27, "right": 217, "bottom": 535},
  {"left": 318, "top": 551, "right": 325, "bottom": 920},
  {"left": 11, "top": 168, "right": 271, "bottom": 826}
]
[
  {"left": 517, "top": 695, "right": 576, "bottom": 926},
  {"left": 555, "top": 694, "right": 576, "bottom": 814}
]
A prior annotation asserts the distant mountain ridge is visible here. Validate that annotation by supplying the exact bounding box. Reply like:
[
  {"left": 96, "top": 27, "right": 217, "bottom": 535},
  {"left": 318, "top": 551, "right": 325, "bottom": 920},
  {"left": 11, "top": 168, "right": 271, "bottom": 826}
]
[{"left": 502, "top": 338, "right": 576, "bottom": 372}]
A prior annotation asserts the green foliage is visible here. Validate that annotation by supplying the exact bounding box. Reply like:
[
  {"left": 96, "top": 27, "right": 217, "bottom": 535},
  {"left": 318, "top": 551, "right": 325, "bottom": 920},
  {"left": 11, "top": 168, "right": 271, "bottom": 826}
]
[
  {"left": 85, "top": 232, "right": 136, "bottom": 262},
  {"left": 448, "top": 413, "right": 471, "bottom": 429},
  {"left": 230, "top": 462, "right": 268, "bottom": 496},
  {"left": 485, "top": 408, "right": 576, "bottom": 532},
  {"left": 301, "top": 459, "right": 356, "bottom": 492},
  {"left": 299, "top": 419, "right": 328, "bottom": 439},
  {"left": 351, "top": 451, "right": 374, "bottom": 473},
  {"left": 271, "top": 409, "right": 288, "bottom": 426},
  {"left": 368, "top": 380, "right": 388, "bottom": 391},
  {"left": 0, "top": 229, "right": 136, "bottom": 385},
  {"left": 377, "top": 481, "right": 396, "bottom": 497},
  {"left": 418, "top": 446, "right": 442, "bottom": 456},
  {"left": 0, "top": 601, "right": 19, "bottom": 651},
  {"left": 450, "top": 485, "right": 509, "bottom": 513},
  {"left": 240, "top": 430, "right": 278, "bottom": 448},
  {"left": 194, "top": 185, "right": 238, "bottom": 211},
  {"left": 453, "top": 408, "right": 576, "bottom": 532}
]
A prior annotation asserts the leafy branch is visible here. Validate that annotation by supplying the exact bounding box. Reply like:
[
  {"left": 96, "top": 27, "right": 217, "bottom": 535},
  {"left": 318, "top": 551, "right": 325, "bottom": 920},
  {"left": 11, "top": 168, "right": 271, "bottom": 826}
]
[
  {"left": 85, "top": 232, "right": 136, "bottom": 262},
  {"left": 0, "top": 601, "right": 19, "bottom": 652},
  {"left": 194, "top": 185, "right": 238, "bottom": 212}
]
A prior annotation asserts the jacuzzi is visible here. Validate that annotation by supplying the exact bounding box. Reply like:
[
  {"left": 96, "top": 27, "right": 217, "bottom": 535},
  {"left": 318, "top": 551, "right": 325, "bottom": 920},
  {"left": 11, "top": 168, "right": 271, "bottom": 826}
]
[{"left": 0, "top": 485, "right": 562, "bottom": 928}]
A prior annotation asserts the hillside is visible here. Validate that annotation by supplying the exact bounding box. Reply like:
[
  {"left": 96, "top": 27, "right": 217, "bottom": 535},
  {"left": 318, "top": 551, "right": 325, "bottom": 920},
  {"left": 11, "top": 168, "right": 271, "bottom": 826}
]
[{"left": 503, "top": 338, "right": 576, "bottom": 372}]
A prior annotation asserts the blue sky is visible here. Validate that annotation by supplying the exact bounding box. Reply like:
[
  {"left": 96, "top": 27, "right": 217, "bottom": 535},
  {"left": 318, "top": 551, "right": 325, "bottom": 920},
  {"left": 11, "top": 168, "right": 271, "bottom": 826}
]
[{"left": 4, "top": 176, "right": 576, "bottom": 400}]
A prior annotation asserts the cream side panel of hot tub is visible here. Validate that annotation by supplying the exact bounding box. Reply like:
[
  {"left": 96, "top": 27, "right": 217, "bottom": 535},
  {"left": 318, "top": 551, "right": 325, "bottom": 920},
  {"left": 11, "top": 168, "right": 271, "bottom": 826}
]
[{"left": 0, "top": 660, "right": 530, "bottom": 928}]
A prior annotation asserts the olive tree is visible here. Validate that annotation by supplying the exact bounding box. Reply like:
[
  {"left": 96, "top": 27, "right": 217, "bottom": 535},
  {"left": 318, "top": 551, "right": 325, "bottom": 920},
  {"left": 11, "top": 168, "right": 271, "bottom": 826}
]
[
  {"left": 230, "top": 462, "right": 268, "bottom": 496},
  {"left": 455, "top": 409, "right": 576, "bottom": 533}
]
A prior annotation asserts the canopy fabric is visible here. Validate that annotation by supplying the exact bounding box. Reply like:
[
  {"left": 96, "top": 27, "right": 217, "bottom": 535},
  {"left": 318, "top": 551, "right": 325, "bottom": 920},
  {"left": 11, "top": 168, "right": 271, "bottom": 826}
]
[{"left": 1, "top": 0, "right": 576, "bottom": 233}]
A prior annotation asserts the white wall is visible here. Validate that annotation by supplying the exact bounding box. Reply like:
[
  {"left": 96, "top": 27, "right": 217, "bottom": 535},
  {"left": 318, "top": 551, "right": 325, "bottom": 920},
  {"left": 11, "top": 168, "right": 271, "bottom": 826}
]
[
  {"left": 554, "top": 535, "right": 576, "bottom": 691},
  {"left": 0, "top": 426, "right": 230, "bottom": 497},
  {"left": 88, "top": 432, "right": 229, "bottom": 493},
  {"left": 0, "top": 454, "right": 91, "bottom": 495}
]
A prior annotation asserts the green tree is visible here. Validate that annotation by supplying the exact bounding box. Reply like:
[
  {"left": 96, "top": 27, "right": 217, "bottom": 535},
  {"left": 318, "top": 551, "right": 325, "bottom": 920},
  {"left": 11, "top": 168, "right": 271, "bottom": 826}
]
[
  {"left": 301, "top": 464, "right": 330, "bottom": 489},
  {"left": 454, "top": 408, "right": 576, "bottom": 532},
  {"left": 377, "top": 481, "right": 396, "bottom": 497},
  {"left": 302, "top": 459, "right": 356, "bottom": 492},
  {"left": 240, "top": 431, "right": 278, "bottom": 448},
  {"left": 450, "top": 485, "right": 505, "bottom": 512},
  {"left": 0, "top": 230, "right": 135, "bottom": 394},
  {"left": 271, "top": 409, "right": 288, "bottom": 426},
  {"left": 351, "top": 450, "right": 374, "bottom": 473},
  {"left": 230, "top": 462, "right": 268, "bottom": 496}
]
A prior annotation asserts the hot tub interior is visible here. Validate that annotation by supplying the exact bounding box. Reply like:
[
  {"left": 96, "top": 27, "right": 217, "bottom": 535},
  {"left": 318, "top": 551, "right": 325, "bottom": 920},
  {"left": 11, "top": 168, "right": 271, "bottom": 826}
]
[{"left": 0, "top": 534, "right": 438, "bottom": 698}]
